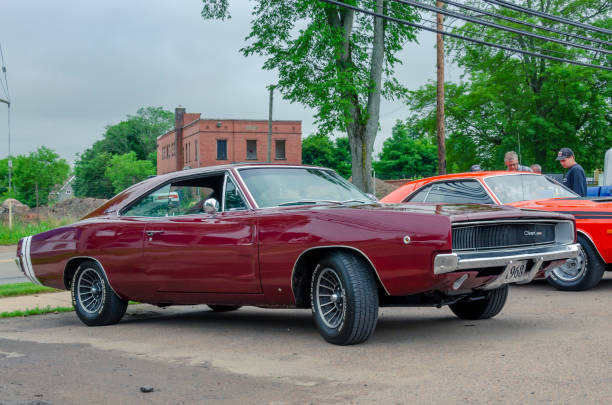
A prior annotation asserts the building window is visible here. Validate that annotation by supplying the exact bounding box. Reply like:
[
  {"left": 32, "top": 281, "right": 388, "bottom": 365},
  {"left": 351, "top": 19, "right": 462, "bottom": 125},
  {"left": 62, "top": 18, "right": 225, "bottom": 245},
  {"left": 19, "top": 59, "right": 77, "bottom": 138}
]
[
  {"left": 275, "top": 140, "right": 286, "bottom": 160},
  {"left": 246, "top": 140, "right": 257, "bottom": 160},
  {"left": 217, "top": 139, "right": 228, "bottom": 160},
  {"left": 195, "top": 140, "right": 198, "bottom": 161}
]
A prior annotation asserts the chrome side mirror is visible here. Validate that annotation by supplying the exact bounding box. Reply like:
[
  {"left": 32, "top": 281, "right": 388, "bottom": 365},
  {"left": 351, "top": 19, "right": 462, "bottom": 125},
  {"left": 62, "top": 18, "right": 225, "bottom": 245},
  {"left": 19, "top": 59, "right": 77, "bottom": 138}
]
[{"left": 204, "top": 198, "right": 219, "bottom": 215}]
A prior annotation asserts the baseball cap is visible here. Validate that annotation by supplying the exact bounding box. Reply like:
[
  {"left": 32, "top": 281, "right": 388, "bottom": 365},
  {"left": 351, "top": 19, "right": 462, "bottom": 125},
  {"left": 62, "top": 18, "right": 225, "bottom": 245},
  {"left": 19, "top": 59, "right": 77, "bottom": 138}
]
[
  {"left": 470, "top": 164, "right": 482, "bottom": 172},
  {"left": 556, "top": 147, "right": 574, "bottom": 160}
]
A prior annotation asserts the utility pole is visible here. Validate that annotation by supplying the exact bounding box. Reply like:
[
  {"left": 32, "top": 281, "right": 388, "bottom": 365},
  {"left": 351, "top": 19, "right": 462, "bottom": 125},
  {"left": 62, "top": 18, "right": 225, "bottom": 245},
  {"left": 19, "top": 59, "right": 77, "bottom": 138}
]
[
  {"left": 436, "top": 1, "right": 447, "bottom": 175},
  {"left": 267, "top": 86, "right": 274, "bottom": 163},
  {"left": 1, "top": 97, "right": 11, "bottom": 229}
]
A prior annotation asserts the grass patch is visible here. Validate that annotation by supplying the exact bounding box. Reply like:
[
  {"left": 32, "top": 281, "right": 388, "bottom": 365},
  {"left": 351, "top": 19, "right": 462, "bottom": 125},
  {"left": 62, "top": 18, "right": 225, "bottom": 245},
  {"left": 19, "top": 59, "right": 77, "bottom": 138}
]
[
  {"left": 0, "top": 218, "right": 73, "bottom": 245},
  {"left": 0, "top": 282, "right": 59, "bottom": 298},
  {"left": 1, "top": 305, "right": 74, "bottom": 318}
]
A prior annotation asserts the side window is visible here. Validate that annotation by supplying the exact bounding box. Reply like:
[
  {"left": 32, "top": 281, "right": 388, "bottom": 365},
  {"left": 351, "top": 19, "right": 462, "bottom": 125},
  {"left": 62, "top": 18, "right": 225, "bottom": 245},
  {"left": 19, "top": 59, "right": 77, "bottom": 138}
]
[
  {"left": 168, "top": 175, "right": 225, "bottom": 215},
  {"left": 123, "top": 184, "right": 173, "bottom": 217},
  {"left": 224, "top": 176, "right": 248, "bottom": 211},
  {"left": 425, "top": 180, "right": 494, "bottom": 204},
  {"left": 122, "top": 174, "right": 227, "bottom": 217},
  {"left": 405, "top": 185, "right": 433, "bottom": 202}
]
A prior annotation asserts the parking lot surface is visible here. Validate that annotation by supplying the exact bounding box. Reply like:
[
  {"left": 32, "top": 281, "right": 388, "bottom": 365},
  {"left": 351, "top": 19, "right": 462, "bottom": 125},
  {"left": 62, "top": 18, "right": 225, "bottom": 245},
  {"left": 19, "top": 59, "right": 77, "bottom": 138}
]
[{"left": 1, "top": 275, "right": 612, "bottom": 404}]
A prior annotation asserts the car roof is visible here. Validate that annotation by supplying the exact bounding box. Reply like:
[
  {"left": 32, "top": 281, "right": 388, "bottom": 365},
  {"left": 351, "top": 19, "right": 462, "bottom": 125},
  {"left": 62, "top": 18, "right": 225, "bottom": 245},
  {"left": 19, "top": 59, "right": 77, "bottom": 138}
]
[
  {"left": 381, "top": 170, "right": 538, "bottom": 203},
  {"left": 84, "top": 163, "right": 332, "bottom": 218}
]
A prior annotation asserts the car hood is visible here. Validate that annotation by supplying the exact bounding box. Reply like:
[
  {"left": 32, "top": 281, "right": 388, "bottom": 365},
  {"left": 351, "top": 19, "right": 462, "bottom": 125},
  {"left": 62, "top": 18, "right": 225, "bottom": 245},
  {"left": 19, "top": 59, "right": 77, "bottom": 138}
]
[
  {"left": 508, "top": 197, "right": 612, "bottom": 218},
  {"left": 316, "top": 202, "right": 574, "bottom": 223}
]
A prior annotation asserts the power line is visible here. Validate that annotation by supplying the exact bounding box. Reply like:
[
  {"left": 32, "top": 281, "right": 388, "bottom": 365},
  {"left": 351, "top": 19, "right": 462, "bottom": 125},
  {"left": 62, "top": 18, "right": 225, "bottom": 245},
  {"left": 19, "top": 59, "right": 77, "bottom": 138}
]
[
  {"left": 419, "top": 15, "right": 589, "bottom": 60},
  {"left": 390, "top": 0, "right": 611, "bottom": 55},
  {"left": 483, "top": 0, "right": 612, "bottom": 36},
  {"left": 439, "top": 0, "right": 612, "bottom": 48},
  {"left": 318, "top": 0, "right": 612, "bottom": 71}
]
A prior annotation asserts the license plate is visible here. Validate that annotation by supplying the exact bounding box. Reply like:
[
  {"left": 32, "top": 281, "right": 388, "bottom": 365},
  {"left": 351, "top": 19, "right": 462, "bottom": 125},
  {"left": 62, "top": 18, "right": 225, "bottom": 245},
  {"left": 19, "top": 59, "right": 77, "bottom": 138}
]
[{"left": 504, "top": 260, "right": 527, "bottom": 283}]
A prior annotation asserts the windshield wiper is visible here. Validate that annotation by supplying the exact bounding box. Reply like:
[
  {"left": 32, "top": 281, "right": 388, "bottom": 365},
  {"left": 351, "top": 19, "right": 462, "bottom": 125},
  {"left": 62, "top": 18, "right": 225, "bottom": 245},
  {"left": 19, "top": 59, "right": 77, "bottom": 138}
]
[
  {"left": 278, "top": 199, "right": 369, "bottom": 207},
  {"left": 278, "top": 200, "right": 344, "bottom": 206},
  {"left": 341, "top": 199, "right": 369, "bottom": 204}
]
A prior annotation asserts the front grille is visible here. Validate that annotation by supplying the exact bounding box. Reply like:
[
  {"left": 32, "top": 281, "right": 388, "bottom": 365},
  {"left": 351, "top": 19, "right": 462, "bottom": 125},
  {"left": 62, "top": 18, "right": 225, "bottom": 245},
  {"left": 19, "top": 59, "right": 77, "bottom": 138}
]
[{"left": 452, "top": 222, "right": 556, "bottom": 251}]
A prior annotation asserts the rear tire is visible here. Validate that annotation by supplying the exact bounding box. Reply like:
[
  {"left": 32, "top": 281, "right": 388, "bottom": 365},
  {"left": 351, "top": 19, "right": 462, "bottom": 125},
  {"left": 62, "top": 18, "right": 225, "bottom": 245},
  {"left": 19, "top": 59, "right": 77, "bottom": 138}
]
[
  {"left": 547, "top": 235, "right": 605, "bottom": 291},
  {"left": 208, "top": 305, "right": 241, "bottom": 312},
  {"left": 71, "top": 260, "right": 127, "bottom": 326},
  {"left": 311, "top": 251, "right": 379, "bottom": 345},
  {"left": 450, "top": 284, "right": 508, "bottom": 320}
]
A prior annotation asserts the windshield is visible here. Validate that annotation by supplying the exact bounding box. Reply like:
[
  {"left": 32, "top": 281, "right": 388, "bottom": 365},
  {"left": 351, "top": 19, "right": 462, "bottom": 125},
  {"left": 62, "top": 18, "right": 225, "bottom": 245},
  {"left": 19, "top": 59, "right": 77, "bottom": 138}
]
[
  {"left": 238, "top": 167, "right": 374, "bottom": 208},
  {"left": 484, "top": 174, "right": 577, "bottom": 204}
]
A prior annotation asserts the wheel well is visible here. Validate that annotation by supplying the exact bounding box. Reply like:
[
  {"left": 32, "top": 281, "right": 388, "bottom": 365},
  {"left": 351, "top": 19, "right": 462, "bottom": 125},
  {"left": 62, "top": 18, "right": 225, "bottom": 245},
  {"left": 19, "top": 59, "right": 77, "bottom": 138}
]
[
  {"left": 63, "top": 258, "right": 90, "bottom": 289},
  {"left": 291, "top": 247, "right": 387, "bottom": 308},
  {"left": 576, "top": 231, "right": 605, "bottom": 263}
]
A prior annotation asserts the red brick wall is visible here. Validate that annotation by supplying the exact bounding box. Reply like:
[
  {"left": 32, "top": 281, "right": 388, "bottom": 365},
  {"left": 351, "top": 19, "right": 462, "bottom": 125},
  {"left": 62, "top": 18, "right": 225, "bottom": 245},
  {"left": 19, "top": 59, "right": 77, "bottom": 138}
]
[
  {"left": 157, "top": 117, "right": 302, "bottom": 174},
  {"left": 157, "top": 131, "right": 177, "bottom": 175}
]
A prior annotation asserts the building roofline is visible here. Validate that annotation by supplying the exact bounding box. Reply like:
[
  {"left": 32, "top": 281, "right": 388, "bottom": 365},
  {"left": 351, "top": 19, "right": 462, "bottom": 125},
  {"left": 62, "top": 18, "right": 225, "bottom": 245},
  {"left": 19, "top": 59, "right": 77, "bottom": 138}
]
[{"left": 157, "top": 118, "right": 302, "bottom": 140}]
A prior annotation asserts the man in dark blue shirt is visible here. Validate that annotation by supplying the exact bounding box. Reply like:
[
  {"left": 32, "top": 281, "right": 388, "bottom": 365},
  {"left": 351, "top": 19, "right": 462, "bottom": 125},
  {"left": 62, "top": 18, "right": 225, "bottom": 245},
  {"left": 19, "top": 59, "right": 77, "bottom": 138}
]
[{"left": 556, "top": 148, "right": 587, "bottom": 197}]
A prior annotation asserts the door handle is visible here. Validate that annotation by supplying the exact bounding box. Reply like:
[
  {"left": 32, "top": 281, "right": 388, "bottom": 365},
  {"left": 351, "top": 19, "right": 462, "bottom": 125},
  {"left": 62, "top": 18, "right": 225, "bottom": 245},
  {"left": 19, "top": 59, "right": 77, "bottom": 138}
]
[{"left": 146, "top": 230, "right": 164, "bottom": 236}]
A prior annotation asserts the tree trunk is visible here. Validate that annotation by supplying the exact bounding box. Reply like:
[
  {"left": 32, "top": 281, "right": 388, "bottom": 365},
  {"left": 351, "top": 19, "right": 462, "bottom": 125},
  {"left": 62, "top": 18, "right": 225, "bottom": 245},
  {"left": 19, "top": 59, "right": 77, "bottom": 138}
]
[
  {"left": 326, "top": 0, "right": 385, "bottom": 194},
  {"left": 349, "top": 0, "right": 385, "bottom": 194}
]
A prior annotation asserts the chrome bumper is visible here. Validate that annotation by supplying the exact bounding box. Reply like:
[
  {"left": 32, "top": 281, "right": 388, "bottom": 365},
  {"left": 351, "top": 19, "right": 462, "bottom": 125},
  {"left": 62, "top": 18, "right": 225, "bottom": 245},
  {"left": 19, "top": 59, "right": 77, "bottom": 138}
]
[
  {"left": 434, "top": 243, "right": 581, "bottom": 289},
  {"left": 16, "top": 236, "right": 42, "bottom": 285}
]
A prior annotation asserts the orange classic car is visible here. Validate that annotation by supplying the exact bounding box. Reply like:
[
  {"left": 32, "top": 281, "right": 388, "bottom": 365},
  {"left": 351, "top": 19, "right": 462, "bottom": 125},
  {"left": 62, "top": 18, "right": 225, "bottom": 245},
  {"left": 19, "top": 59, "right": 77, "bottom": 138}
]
[{"left": 382, "top": 171, "right": 612, "bottom": 291}]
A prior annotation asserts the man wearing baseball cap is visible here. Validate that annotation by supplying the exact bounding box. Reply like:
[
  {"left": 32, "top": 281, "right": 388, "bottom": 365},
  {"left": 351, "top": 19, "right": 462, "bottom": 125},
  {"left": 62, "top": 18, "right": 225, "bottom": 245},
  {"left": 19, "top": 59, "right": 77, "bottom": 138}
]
[{"left": 556, "top": 147, "right": 587, "bottom": 197}]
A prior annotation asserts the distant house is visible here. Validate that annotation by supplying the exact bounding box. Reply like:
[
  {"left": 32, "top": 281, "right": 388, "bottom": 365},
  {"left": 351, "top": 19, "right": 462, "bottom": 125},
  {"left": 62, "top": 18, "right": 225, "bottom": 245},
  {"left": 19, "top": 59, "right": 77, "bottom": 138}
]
[
  {"left": 49, "top": 175, "right": 75, "bottom": 202},
  {"left": 156, "top": 107, "right": 302, "bottom": 175}
]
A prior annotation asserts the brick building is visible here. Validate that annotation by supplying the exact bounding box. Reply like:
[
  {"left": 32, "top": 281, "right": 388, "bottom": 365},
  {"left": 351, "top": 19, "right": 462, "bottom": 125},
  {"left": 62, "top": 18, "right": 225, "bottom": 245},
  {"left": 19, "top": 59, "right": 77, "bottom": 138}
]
[{"left": 157, "top": 107, "right": 302, "bottom": 175}]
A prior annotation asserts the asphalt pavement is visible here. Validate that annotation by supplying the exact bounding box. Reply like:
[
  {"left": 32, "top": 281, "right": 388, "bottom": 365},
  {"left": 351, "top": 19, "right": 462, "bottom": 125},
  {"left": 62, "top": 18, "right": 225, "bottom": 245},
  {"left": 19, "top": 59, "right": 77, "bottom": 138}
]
[
  {"left": 1, "top": 275, "right": 612, "bottom": 404},
  {"left": 0, "top": 245, "right": 27, "bottom": 285}
]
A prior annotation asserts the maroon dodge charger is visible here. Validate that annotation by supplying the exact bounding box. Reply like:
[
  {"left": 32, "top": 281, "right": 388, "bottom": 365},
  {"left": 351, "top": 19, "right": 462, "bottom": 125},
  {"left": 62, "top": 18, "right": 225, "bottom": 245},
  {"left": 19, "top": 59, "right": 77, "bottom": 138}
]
[{"left": 16, "top": 164, "right": 579, "bottom": 345}]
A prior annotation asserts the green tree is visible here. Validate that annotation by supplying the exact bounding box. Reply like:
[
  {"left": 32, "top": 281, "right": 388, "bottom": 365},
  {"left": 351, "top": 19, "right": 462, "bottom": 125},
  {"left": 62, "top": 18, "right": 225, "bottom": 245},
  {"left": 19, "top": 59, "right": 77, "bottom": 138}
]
[
  {"left": 435, "top": 0, "right": 612, "bottom": 173},
  {"left": 11, "top": 147, "right": 70, "bottom": 207},
  {"left": 73, "top": 146, "right": 114, "bottom": 199},
  {"left": 105, "top": 152, "right": 155, "bottom": 194},
  {"left": 73, "top": 107, "right": 173, "bottom": 198},
  {"left": 202, "top": 0, "right": 418, "bottom": 192},
  {"left": 373, "top": 121, "right": 438, "bottom": 179},
  {"left": 302, "top": 134, "right": 352, "bottom": 178},
  {"left": 332, "top": 137, "right": 352, "bottom": 178}
]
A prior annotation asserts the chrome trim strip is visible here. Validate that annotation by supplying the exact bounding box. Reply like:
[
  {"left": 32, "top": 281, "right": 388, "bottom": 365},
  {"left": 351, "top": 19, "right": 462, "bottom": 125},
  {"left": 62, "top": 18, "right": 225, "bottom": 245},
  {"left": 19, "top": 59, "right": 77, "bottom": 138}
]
[
  {"left": 453, "top": 219, "right": 574, "bottom": 226},
  {"left": 21, "top": 236, "right": 33, "bottom": 282},
  {"left": 290, "top": 245, "right": 391, "bottom": 299},
  {"left": 452, "top": 220, "right": 574, "bottom": 252},
  {"left": 234, "top": 166, "right": 367, "bottom": 210},
  {"left": 64, "top": 257, "right": 122, "bottom": 298},
  {"left": 23, "top": 236, "right": 42, "bottom": 285},
  {"left": 223, "top": 171, "right": 252, "bottom": 211},
  {"left": 433, "top": 243, "right": 580, "bottom": 275}
]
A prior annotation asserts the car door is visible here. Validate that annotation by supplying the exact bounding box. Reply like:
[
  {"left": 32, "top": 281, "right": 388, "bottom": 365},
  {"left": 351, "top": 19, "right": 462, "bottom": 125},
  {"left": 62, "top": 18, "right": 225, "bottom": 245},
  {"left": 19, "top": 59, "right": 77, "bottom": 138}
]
[{"left": 143, "top": 171, "right": 261, "bottom": 294}]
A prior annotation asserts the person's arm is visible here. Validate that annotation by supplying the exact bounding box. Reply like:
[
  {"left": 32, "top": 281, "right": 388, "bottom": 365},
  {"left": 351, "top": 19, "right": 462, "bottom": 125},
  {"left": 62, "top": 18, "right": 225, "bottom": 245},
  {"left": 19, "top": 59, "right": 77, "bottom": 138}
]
[{"left": 576, "top": 168, "right": 587, "bottom": 197}]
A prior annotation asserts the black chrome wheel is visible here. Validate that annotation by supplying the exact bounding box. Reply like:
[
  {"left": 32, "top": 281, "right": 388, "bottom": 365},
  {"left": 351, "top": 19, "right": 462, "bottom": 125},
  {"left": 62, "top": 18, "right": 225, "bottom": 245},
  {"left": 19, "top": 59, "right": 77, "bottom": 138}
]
[
  {"left": 71, "top": 260, "right": 128, "bottom": 326},
  {"left": 314, "top": 268, "right": 346, "bottom": 329},
  {"left": 310, "top": 251, "right": 378, "bottom": 345},
  {"left": 77, "top": 268, "right": 105, "bottom": 314}
]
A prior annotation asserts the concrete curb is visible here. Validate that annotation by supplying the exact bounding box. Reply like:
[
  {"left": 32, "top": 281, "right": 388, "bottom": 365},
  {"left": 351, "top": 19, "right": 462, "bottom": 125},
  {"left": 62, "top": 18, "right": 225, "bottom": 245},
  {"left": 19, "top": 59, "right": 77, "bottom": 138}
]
[{"left": 0, "top": 291, "right": 72, "bottom": 314}]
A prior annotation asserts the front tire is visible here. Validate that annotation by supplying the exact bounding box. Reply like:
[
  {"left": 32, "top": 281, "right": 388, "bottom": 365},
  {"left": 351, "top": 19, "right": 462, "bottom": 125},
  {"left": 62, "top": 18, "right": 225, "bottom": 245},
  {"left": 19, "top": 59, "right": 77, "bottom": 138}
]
[
  {"left": 311, "top": 251, "right": 379, "bottom": 345},
  {"left": 71, "top": 260, "right": 127, "bottom": 326},
  {"left": 450, "top": 284, "right": 508, "bottom": 320},
  {"left": 547, "top": 235, "right": 605, "bottom": 291}
]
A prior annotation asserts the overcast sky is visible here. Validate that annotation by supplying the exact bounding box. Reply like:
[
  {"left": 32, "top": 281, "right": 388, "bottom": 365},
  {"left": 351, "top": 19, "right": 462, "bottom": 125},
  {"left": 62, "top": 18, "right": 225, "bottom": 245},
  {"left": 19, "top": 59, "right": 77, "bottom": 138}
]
[{"left": 0, "top": 0, "right": 460, "bottom": 166}]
